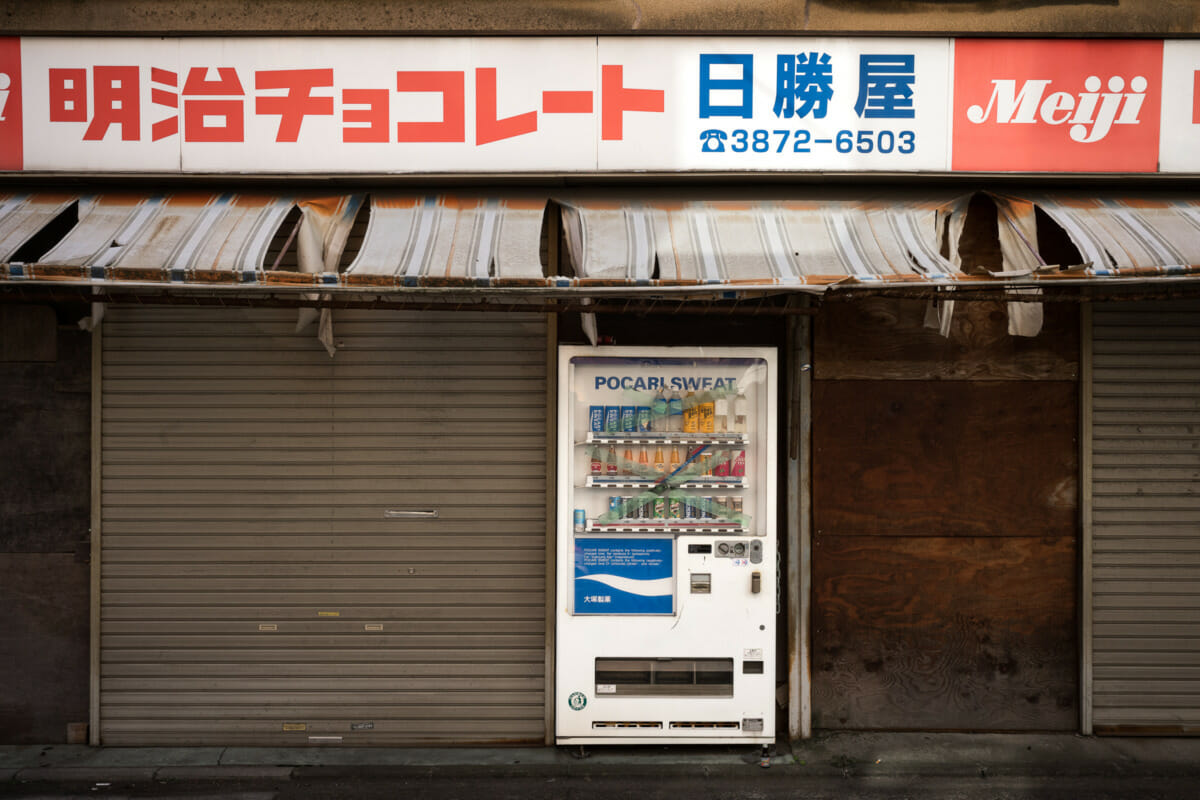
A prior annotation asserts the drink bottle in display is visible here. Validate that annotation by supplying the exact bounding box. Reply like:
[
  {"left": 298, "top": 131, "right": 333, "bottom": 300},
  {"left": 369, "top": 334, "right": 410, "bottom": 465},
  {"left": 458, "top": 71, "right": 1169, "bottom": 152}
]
[
  {"left": 651, "top": 389, "right": 668, "bottom": 431},
  {"left": 590, "top": 448, "right": 603, "bottom": 475},
  {"left": 653, "top": 446, "right": 666, "bottom": 475},
  {"left": 733, "top": 391, "right": 747, "bottom": 432},
  {"left": 699, "top": 397, "right": 715, "bottom": 432},
  {"left": 714, "top": 395, "right": 729, "bottom": 432},
  {"left": 622, "top": 445, "right": 634, "bottom": 475},
  {"left": 682, "top": 391, "right": 699, "bottom": 432},
  {"left": 637, "top": 446, "right": 649, "bottom": 475},
  {"left": 669, "top": 446, "right": 682, "bottom": 475},
  {"left": 606, "top": 445, "right": 618, "bottom": 476},
  {"left": 668, "top": 390, "right": 683, "bottom": 432}
]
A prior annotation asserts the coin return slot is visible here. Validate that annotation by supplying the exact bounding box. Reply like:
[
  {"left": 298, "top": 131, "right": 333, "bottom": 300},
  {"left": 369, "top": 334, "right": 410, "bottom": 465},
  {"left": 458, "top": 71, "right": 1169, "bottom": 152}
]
[
  {"left": 743, "top": 660, "right": 764, "bottom": 674},
  {"left": 592, "top": 721, "right": 663, "bottom": 729},
  {"left": 690, "top": 573, "right": 711, "bottom": 594},
  {"left": 669, "top": 721, "right": 740, "bottom": 729},
  {"left": 595, "top": 658, "right": 734, "bottom": 697}
]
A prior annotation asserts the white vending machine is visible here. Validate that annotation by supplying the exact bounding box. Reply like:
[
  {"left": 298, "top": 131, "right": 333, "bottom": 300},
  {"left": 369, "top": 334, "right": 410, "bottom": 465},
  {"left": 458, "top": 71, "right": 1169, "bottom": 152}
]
[{"left": 556, "top": 346, "right": 777, "bottom": 745}]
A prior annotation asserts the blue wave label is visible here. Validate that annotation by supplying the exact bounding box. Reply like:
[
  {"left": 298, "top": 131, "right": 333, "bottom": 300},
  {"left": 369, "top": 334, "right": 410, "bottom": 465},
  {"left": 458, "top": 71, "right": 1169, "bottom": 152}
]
[{"left": 575, "top": 537, "right": 674, "bottom": 615}]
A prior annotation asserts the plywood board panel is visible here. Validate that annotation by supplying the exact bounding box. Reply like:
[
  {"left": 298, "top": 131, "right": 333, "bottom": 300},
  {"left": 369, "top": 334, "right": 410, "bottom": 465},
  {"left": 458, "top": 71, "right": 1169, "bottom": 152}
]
[
  {"left": 815, "top": 298, "right": 1079, "bottom": 381},
  {"left": 814, "top": 380, "right": 1078, "bottom": 538},
  {"left": 812, "top": 534, "right": 1077, "bottom": 731}
]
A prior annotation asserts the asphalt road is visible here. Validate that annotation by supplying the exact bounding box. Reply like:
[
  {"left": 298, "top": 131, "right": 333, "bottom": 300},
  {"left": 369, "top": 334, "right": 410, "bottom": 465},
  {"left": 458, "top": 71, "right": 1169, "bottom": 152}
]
[{"left": 3, "top": 774, "right": 1200, "bottom": 800}]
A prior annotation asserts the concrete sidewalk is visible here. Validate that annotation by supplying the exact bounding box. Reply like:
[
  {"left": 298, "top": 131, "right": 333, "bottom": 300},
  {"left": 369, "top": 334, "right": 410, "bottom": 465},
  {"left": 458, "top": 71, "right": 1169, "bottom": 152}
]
[{"left": 2, "top": 733, "right": 1199, "bottom": 784}]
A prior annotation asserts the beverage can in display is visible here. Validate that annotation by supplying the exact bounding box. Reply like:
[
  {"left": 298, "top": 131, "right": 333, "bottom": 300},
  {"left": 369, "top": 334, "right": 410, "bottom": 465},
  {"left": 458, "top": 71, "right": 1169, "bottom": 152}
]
[
  {"left": 729, "top": 497, "right": 743, "bottom": 516},
  {"left": 714, "top": 496, "right": 729, "bottom": 520},
  {"left": 668, "top": 390, "right": 683, "bottom": 431},
  {"left": 636, "top": 406, "right": 652, "bottom": 432},
  {"left": 701, "top": 496, "right": 715, "bottom": 519},
  {"left": 652, "top": 497, "right": 666, "bottom": 519},
  {"left": 604, "top": 406, "right": 621, "bottom": 433},
  {"left": 731, "top": 450, "right": 746, "bottom": 478},
  {"left": 574, "top": 509, "right": 586, "bottom": 531},
  {"left": 620, "top": 406, "right": 636, "bottom": 433},
  {"left": 651, "top": 389, "right": 668, "bottom": 431},
  {"left": 622, "top": 496, "right": 635, "bottom": 520},
  {"left": 589, "top": 405, "right": 605, "bottom": 433},
  {"left": 682, "top": 391, "right": 699, "bottom": 433},
  {"left": 713, "top": 396, "right": 729, "bottom": 432},
  {"left": 609, "top": 495, "right": 622, "bottom": 516},
  {"left": 713, "top": 450, "right": 730, "bottom": 477},
  {"left": 699, "top": 399, "right": 715, "bottom": 433}
]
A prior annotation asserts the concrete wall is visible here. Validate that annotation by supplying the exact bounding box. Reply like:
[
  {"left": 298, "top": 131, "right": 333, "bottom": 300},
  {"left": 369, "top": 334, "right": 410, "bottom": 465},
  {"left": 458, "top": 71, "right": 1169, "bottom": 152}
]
[
  {"left": 0, "top": 305, "right": 90, "bottom": 744},
  {"left": 0, "top": 0, "right": 1195, "bottom": 35}
]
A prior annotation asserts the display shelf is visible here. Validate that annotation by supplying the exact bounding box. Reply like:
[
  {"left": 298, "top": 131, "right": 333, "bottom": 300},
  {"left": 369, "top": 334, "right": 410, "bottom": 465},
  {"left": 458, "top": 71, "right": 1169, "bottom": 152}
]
[
  {"left": 585, "top": 521, "right": 749, "bottom": 535},
  {"left": 582, "top": 432, "right": 748, "bottom": 446},
  {"left": 583, "top": 476, "right": 746, "bottom": 490}
]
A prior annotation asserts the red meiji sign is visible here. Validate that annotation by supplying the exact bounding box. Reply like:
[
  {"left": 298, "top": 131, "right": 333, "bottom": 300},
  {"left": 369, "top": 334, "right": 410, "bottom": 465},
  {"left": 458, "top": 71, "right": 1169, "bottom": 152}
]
[
  {"left": 0, "top": 37, "right": 21, "bottom": 170},
  {"left": 952, "top": 39, "right": 1163, "bottom": 172}
]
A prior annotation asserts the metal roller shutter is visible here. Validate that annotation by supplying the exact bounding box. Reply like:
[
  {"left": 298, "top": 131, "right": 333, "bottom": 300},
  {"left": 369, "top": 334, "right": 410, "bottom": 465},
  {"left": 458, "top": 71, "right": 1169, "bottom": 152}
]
[
  {"left": 1088, "top": 300, "right": 1200, "bottom": 734},
  {"left": 98, "top": 307, "right": 549, "bottom": 745}
]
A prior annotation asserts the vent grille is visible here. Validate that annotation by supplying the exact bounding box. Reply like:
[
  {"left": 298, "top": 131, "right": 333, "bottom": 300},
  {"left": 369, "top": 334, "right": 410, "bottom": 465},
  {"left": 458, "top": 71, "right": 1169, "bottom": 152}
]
[
  {"left": 591, "top": 721, "right": 663, "bottom": 729},
  {"left": 669, "top": 721, "right": 740, "bottom": 729}
]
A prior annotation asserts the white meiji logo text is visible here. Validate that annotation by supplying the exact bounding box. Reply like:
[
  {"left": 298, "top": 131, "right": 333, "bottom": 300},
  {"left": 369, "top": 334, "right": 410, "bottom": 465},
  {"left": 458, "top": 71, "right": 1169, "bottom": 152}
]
[{"left": 966, "top": 75, "right": 1148, "bottom": 143}]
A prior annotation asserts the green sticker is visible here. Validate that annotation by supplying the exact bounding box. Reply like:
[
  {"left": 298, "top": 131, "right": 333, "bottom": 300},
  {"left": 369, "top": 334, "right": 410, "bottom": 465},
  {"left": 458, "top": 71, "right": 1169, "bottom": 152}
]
[{"left": 568, "top": 691, "right": 588, "bottom": 711}]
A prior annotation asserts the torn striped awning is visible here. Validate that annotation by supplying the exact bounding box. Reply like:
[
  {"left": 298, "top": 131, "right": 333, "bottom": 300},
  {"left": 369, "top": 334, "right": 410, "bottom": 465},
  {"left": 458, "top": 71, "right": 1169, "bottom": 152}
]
[{"left": 2, "top": 189, "right": 1200, "bottom": 293}]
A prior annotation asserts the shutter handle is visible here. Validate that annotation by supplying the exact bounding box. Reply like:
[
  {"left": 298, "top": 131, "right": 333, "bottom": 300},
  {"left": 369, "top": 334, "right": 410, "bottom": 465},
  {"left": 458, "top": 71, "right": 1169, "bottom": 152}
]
[{"left": 384, "top": 509, "right": 439, "bottom": 519}]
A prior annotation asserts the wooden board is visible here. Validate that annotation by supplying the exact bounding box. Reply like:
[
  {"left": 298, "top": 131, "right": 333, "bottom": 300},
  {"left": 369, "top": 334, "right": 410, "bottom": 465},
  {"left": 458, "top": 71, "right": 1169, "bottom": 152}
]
[
  {"left": 813, "top": 379, "right": 1078, "bottom": 538},
  {"left": 811, "top": 535, "right": 1077, "bottom": 731},
  {"left": 814, "top": 298, "right": 1079, "bottom": 381}
]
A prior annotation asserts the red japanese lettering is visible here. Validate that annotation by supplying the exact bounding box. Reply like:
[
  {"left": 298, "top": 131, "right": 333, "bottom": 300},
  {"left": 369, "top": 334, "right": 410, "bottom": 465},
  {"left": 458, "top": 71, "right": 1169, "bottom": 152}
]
[
  {"left": 1194, "top": 71, "right": 1200, "bottom": 125},
  {"left": 601, "top": 64, "right": 664, "bottom": 141},
  {"left": 475, "top": 68, "right": 536, "bottom": 145},
  {"left": 83, "top": 66, "right": 140, "bottom": 141},
  {"left": 49, "top": 67, "right": 87, "bottom": 122},
  {"left": 255, "top": 68, "right": 333, "bottom": 142},
  {"left": 150, "top": 68, "right": 178, "bottom": 142},
  {"left": 395, "top": 71, "right": 464, "bottom": 143},
  {"left": 543, "top": 90, "right": 592, "bottom": 114},
  {"left": 342, "top": 88, "right": 388, "bottom": 143},
  {"left": 184, "top": 67, "right": 244, "bottom": 143}
]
